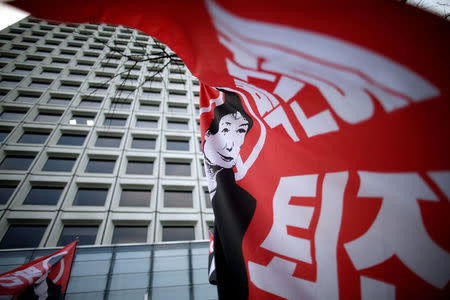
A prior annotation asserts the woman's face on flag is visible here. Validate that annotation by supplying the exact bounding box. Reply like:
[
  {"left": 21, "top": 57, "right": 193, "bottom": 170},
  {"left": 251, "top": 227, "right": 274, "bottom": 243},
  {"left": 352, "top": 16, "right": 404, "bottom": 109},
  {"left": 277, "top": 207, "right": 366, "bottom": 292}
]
[{"left": 204, "top": 112, "right": 249, "bottom": 169}]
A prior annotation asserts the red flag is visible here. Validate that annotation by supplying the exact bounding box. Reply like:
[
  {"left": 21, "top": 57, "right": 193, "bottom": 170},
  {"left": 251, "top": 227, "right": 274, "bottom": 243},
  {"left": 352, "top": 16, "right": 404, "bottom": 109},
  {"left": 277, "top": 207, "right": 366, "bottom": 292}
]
[
  {"left": 0, "top": 241, "right": 77, "bottom": 298},
  {"left": 10, "top": 0, "right": 450, "bottom": 299}
]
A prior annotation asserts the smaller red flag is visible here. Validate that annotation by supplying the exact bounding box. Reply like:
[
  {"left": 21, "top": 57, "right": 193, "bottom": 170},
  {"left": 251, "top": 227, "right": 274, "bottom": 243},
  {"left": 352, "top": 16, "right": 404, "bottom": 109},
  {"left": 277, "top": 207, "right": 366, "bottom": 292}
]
[{"left": 0, "top": 241, "right": 77, "bottom": 298}]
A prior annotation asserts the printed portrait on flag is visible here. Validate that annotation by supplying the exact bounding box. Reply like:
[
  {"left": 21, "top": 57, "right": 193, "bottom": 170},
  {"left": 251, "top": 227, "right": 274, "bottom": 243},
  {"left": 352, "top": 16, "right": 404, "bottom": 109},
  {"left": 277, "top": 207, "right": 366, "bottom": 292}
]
[{"left": 203, "top": 90, "right": 256, "bottom": 298}]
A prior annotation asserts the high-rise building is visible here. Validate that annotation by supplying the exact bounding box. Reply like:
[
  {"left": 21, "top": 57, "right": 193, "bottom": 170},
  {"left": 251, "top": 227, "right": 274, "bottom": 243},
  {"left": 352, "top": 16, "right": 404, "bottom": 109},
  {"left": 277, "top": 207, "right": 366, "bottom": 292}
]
[{"left": 0, "top": 17, "right": 216, "bottom": 299}]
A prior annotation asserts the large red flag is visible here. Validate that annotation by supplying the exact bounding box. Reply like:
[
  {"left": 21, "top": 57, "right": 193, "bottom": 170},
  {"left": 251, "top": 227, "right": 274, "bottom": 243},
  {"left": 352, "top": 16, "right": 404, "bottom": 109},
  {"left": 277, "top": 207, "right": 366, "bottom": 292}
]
[
  {"left": 11, "top": 0, "right": 450, "bottom": 299},
  {"left": 0, "top": 241, "right": 77, "bottom": 298}
]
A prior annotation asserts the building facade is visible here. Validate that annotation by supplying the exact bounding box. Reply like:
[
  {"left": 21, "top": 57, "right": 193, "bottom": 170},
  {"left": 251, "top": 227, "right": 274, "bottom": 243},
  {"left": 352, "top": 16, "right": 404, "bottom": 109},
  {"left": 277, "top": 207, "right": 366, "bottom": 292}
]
[
  {"left": 0, "top": 16, "right": 217, "bottom": 299},
  {"left": 0, "top": 16, "right": 213, "bottom": 248}
]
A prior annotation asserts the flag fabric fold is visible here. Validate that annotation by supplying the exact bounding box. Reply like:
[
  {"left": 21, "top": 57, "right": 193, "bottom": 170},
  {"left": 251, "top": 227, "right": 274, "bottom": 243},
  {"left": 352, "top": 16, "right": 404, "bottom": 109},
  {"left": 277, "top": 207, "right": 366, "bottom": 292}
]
[
  {"left": 9, "top": 0, "right": 450, "bottom": 299},
  {"left": 0, "top": 241, "right": 77, "bottom": 299}
]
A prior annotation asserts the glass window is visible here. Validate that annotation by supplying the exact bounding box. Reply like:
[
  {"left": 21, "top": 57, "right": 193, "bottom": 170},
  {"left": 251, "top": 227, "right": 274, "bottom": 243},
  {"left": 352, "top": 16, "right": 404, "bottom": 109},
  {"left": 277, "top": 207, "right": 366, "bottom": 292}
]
[
  {"left": 59, "top": 82, "right": 80, "bottom": 90},
  {"left": 110, "top": 102, "right": 131, "bottom": 110},
  {"left": 165, "top": 162, "right": 190, "bottom": 176},
  {"left": 167, "top": 120, "right": 188, "bottom": 130},
  {"left": 167, "top": 105, "right": 187, "bottom": 113},
  {"left": 29, "top": 80, "right": 51, "bottom": 88},
  {"left": 112, "top": 226, "right": 147, "bottom": 244},
  {"left": 80, "top": 99, "right": 102, "bottom": 107},
  {"left": 41, "top": 68, "right": 60, "bottom": 77},
  {"left": 34, "top": 112, "right": 61, "bottom": 123},
  {"left": 0, "top": 155, "right": 35, "bottom": 170},
  {"left": 42, "top": 157, "right": 76, "bottom": 172},
  {"left": 0, "top": 129, "right": 10, "bottom": 142},
  {"left": 119, "top": 189, "right": 151, "bottom": 207},
  {"left": 205, "top": 190, "right": 212, "bottom": 208},
  {"left": 0, "top": 110, "right": 26, "bottom": 121},
  {"left": 57, "top": 134, "right": 86, "bottom": 146},
  {"left": 73, "top": 188, "right": 108, "bottom": 206},
  {"left": 164, "top": 190, "right": 192, "bottom": 208},
  {"left": 95, "top": 136, "right": 121, "bottom": 148},
  {"left": 1, "top": 77, "right": 22, "bottom": 86},
  {"left": 48, "top": 96, "right": 71, "bottom": 106},
  {"left": 139, "top": 103, "right": 159, "bottom": 111},
  {"left": 104, "top": 117, "right": 126, "bottom": 127},
  {"left": 15, "top": 94, "right": 40, "bottom": 103},
  {"left": 58, "top": 226, "right": 98, "bottom": 246},
  {"left": 0, "top": 184, "right": 17, "bottom": 205},
  {"left": 70, "top": 115, "right": 94, "bottom": 126},
  {"left": 131, "top": 138, "right": 156, "bottom": 150},
  {"left": 18, "top": 132, "right": 49, "bottom": 144},
  {"left": 85, "top": 159, "right": 116, "bottom": 173},
  {"left": 162, "top": 226, "right": 195, "bottom": 242},
  {"left": 0, "top": 225, "right": 47, "bottom": 249},
  {"left": 136, "top": 119, "right": 157, "bottom": 128},
  {"left": 23, "top": 187, "right": 63, "bottom": 205},
  {"left": 126, "top": 161, "right": 153, "bottom": 175},
  {"left": 166, "top": 140, "right": 189, "bottom": 151}
]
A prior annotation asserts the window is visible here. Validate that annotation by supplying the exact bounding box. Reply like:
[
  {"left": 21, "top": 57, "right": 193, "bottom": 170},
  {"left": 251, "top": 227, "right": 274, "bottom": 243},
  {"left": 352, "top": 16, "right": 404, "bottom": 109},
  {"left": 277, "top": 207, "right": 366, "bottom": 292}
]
[
  {"left": 87, "top": 83, "right": 108, "bottom": 92},
  {"left": 15, "top": 93, "right": 40, "bottom": 103},
  {"left": 68, "top": 70, "right": 87, "bottom": 79},
  {"left": 167, "top": 120, "right": 188, "bottom": 130},
  {"left": 0, "top": 110, "right": 25, "bottom": 121},
  {"left": 42, "top": 157, "right": 76, "bottom": 172},
  {"left": 52, "top": 58, "right": 69, "bottom": 65},
  {"left": 85, "top": 159, "right": 116, "bottom": 173},
  {"left": 166, "top": 140, "right": 189, "bottom": 151},
  {"left": 126, "top": 161, "right": 153, "bottom": 175},
  {"left": 41, "top": 68, "right": 61, "bottom": 77},
  {"left": 104, "top": 117, "right": 127, "bottom": 127},
  {"left": 131, "top": 137, "right": 156, "bottom": 150},
  {"left": 59, "top": 82, "right": 80, "bottom": 90},
  {"left": 48, "top": 96, "right": 71, "bottom": 106},
  {"left": 18, "top": 132, "right": 49, "bottom": 144},
  {"left": 58, "top": 226, "right": 98, "bottom": 246},
  {"left": 79, "top": 99, "right": 102, "bottom": 107},
  {"left": 23, "top": 187, "right": 63, "bottom": 205},
  {"left": 29, "top": 79, "right": 52, "bottom": 88},
  {"left": 70, "top": 115, "right": 94, "bottom": 126},
  {"left": 205, "top": 190, "right": 212, "bottom": 208},
  {"left": 136, "top": 119, "right": 157, "bottom": 128},
  {"left": 110, "top": 101, "right": 131, "bottom": 110},
  {"left": 167, "top": 104, "right": 187, "bottom": 113},
  {"left": 95, "top": 136, "right": 121, "bottom": 148},
  {"left": 0, "top": 129, "right": 10, "bottom": 142},
  {"left": 120, "top": 189, "right": 151, "bottom": 207},
  {"left": 112, "top": 226, "right": 147, "bottom": 244},
  {"left": 26, "top": 55, "right": 45, "bottom": 63},
  {"left": 165, "top": 162, "right": 190, "bottom": 176},
  {"left": 34, "top": 112, "right": 61, "bottom": 123},
  {"left": 0, "top": 183, "right": 17, "bottom": 205},
  {"left": 164, "top": 190, "right": 192, "bottom": 208},
  {"left": 73, "top": 188, "right": 108, "bottom": 206},
  {"left": 139, "top": 103, "right": 159, "bottom": 111},
  {"left": 14, "top": 65, "right": 33, "bottom": 74},
  {"left": 0, "top": 225, "right": 47, "bottom": 249},
  {"left": 1, "top": 76, "right": 22, "bottom": 86},
  {"left": 162, "top": 226, "right": 195, "bottom": 242},
  {"left": 0, "top": 155, "right": 35, "bottom": 170},
  {"left": 57, "top": 133, "right": 86, "bottom": 146}
]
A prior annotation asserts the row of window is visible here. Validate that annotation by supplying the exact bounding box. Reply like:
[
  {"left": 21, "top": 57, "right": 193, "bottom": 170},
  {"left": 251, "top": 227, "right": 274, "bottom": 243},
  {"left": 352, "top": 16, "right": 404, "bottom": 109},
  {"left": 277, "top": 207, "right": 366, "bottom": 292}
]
[
  {"left": 0, "top": 153, "right": 205, "bottom": 176},
  {"left": 2, "top": 130, "right": 196, "bottom": 150},
  {"left": 0, "top": 183, "right": 211, "bottom": 208},
  {"left": 0, "top": 109, "right": 198, "bottom": 131},
  {"left": 0, "top": 224, "right": 202, "bottom": 249},
  {"left": 0, "top": 93, "right": 200, "bottom": 113},
  {"left": 0, "top": 76, "right": 193, "bottom": 95}
]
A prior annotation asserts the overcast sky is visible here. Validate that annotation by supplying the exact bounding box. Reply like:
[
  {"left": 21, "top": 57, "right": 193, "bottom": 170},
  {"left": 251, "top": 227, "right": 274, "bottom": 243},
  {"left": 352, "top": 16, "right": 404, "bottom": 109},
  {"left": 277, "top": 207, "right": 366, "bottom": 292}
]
[{"left": 0, "top": 0, "right": 448, "bottom": 31}]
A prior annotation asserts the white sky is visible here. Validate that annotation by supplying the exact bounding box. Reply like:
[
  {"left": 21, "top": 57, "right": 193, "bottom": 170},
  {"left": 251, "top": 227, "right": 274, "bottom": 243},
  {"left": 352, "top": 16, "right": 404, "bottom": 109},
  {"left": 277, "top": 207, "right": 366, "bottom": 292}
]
[{"left": 0, "top": 0, "right": 448, "bottom": 32}]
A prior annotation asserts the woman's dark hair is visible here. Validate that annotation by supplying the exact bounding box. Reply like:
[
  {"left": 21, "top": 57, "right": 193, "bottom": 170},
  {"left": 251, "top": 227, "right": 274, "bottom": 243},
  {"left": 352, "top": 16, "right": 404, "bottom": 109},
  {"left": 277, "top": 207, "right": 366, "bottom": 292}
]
[{"left": 207, "top": 90, "right": 253, "bottom": 135}]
